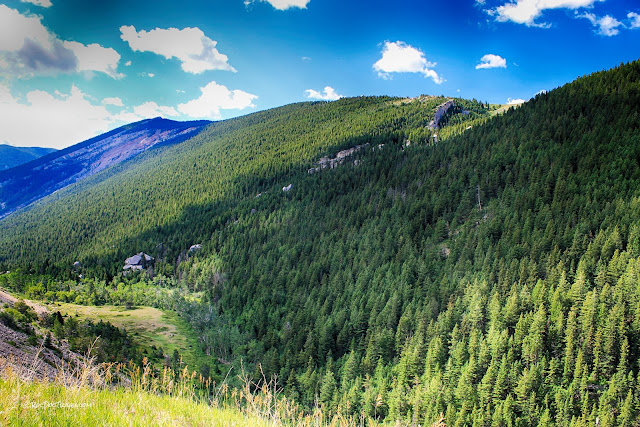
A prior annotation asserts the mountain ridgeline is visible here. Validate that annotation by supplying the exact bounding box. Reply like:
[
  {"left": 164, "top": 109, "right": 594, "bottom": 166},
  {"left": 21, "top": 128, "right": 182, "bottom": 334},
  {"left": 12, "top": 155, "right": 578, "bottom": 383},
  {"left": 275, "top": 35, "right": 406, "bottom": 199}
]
[
  {"left": 0, "top": 117, "right": 210, "bottom": 218},
  {"left": 0, "top": 144, "right": 57, "bottom": 171},
  {"left": 0, "top": 95, "right": 487, "bottom": 272},
  {"left": 2, "top": 60, "right": 640, "bottom": 426}
]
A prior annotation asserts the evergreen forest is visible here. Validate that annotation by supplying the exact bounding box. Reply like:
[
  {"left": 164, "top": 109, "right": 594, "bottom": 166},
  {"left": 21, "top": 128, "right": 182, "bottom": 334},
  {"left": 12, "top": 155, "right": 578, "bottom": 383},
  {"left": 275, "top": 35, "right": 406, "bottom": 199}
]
[{"left": 2, "top": 60, "right": 640, "bottom": 426}]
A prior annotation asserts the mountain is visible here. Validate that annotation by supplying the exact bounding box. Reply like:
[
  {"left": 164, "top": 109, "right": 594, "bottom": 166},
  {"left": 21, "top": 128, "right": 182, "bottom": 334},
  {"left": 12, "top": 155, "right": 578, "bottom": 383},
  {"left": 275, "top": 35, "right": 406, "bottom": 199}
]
[
  {"left": 2, "top": 60, "right": 640, "bottom": 426},
  {"left": 0, "top": 117, "right": 210, "bottom": 219},
  {"left": 0, "top": 95, "right": 488, "bottom": 274},
  {"left": 0, "top": 144, "right": 57, "bottom": 170}
]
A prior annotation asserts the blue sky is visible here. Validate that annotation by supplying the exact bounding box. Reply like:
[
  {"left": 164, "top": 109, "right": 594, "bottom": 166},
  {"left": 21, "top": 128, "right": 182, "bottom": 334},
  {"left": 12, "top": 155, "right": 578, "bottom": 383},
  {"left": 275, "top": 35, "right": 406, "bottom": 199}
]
[{"left": 0, "top": 0, "right": 638, "bottom": 148}]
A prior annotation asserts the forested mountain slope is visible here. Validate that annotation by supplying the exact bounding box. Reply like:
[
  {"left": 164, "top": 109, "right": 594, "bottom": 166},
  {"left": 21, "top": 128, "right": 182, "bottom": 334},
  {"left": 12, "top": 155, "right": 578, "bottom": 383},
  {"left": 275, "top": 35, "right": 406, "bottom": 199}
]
[
  {"left": 0, "top": 144, "right": 56, "bottom": 171},
  {"left": 0, "top": 117, "right": 209, "bottom": 218},
  {"left": 200, "top": 62, "right": 640, "bottom": 425},
  {"left": 0, "top": 95, "right": 486, "bottom": 276},
  {"left": 2, "top": 60, "right": 640, "bottom": 426}
]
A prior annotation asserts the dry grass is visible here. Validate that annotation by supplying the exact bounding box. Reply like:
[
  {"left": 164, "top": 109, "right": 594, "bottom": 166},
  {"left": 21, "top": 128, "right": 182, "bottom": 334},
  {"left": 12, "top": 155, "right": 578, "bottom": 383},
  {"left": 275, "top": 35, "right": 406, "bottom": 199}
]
[{"left": 0, "top": 348, "right": 447, "bottom": 426}]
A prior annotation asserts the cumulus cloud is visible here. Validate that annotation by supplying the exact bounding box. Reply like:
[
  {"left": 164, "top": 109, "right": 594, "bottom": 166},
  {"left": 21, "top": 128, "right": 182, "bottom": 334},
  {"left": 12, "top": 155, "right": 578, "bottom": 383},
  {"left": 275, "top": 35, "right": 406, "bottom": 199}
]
[
  {"left": 627, "top": 12, "right": 640, "bottom": 29},
  {"left": 120, "top": 25, "right": 235, "bottom": 74},
  {"left": 0, "top": 79, "right": 258, "bottom": 148},
  {"left": 245, "top": 0, "right": 310, "bottom": 10},
  {"left": 305, "top": 86, "right": 342, "bottom": 101},
  {"left": 476, "top": 54, "right": 507, "bottom": 69},
  {"left": 177, "top": 81, "right": 257, "bottom": 119},
  {"left": 21, "top": 0, "right": 52, "bottom": 7},
  {"left": 0, "top": 6, "right": 51, "bottom": 52},
  {"left": 493, "top": 0, "right": 603, "bottom": 27},
  {"left": 373, "top": 41, "right": 443, "bottom": 84},
  {"left": 0, "top": 5, "right": 75, "bottom": 74},
  {"left": 577, "top": 12, "right": 623, "bottom": 36},
  {"left": 0, "top": 83, "right": 119, "bottom": 149},
  {"left": 16, "top": 38, "right": 77, "bottom": 73},
  {"left": 102, "top": 97, "right": 124, "bottom": 107},
  {"left": 62, "top": 41, "right": 123, "bottom": 78},
  {"left": 0, "top": 5, "right": 121, "bottom": 78},
  {"left": 133, "top": 101, "right": 178, "bottom": 118}
]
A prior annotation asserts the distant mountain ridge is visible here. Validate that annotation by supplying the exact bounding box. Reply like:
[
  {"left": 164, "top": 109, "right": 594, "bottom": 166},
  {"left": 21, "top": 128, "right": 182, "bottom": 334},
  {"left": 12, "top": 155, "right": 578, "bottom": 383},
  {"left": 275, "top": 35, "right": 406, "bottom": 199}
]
[
  {"left": 0, "top": 117, "right": 210, "bottom": 218},
  {"left": 0, "top": 144, "right": 57, "bottom": 170}
]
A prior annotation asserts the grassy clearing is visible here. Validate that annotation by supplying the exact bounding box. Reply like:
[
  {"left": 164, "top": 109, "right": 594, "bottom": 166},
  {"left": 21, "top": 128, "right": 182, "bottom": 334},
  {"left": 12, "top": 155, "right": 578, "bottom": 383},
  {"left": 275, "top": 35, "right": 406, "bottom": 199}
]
[
  {"left": 489, "top": 103, "right": 518, "bottom": 116},
  {"left": 50, "top": 303, "right": 205, "bottom": 369}
]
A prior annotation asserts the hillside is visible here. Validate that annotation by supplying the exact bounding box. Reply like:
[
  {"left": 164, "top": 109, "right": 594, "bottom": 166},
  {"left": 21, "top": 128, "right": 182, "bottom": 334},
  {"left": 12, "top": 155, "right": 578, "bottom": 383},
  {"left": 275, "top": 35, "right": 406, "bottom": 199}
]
[
  {"left": 0, "top": 117, "right": 210, "bottom": 219},
  {"left": 0, "top": 144, "right": 57, "bottom": 171},
  {"left": 0, "top": 95, "right": 487, "bottom": 277},
  {"left": 0, "top": 362, "right": 270, "bottom": 427},
  {"left": 1, "top": 60, "right": 640, "bottom": 425}
]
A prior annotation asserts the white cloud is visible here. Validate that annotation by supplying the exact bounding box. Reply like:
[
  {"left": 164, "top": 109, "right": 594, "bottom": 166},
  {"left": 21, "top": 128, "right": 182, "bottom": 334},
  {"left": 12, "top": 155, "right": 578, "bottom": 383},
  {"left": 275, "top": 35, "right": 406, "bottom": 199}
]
[
  {"left": 120, "top": 25, "right": 235, "bottom": 74},
  {"left": 133, "top": 101, "right": 178, "bottom": 118},
  {"left": 0, "top": 83, "right": 201, "bottom": 148},
  {"left": 305, "top": 86, "right": 343, "bottom": 101},
  {"left": 0, "top": 5, "right": 55, "bottom": 53},
  {"left": 21, "top": 0, "right": 52, "bottom": 7},
  {"left": 245, "top": 0, "right": 310, "bottom": 10},
  {"left": 0, "top": 5, "right": 121, "bottom": 78},
  {"left": 535, "top": 89, "right": 548, "bottom": 96},
  {"left": 0, "top": 79, "right": 257, "bottom": 148},
  {"left": 63, "top": 41, "right": 123, "bottom": 78},
  {"left": 493, "top": 0, "right": 603, "bottom": 27},
  {"left": 476, "top": 54, "right": 507, "bottom": 69},
  {"left": 0, "top": 83, "right": 118, "bottom": 149},
  {"left": 102, "top": 97, "right": 124, "bottom": 107},
  {"left": 301, "top": 56, "right": 311, "bottom": 61},
  {"left": 577, "top": 12, "right": 623, "bottom": 36},
  {"left": 373, "top": 41, "right": 443, "bottom": 84},
  {"left": 177, "top": 81, "right": 257, "bottom": 119},
  {"left": 124, "top": 60, "right": 132, "bottom": 66},
  {"left": 507, "top": 97, "right": 526, "bottom": 105},
  {"left": 628, "top": 12, "right": 640, "bottom": 29}
]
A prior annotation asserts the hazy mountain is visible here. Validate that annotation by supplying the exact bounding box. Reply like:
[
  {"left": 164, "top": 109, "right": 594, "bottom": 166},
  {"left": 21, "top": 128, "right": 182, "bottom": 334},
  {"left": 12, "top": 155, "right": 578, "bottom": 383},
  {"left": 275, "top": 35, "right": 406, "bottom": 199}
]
[
  {"left": 0, "top": 144, "right": 57, "bottom": 170},
  {"left": 0, "top": 117, "right": 210, "bottom": 219}
]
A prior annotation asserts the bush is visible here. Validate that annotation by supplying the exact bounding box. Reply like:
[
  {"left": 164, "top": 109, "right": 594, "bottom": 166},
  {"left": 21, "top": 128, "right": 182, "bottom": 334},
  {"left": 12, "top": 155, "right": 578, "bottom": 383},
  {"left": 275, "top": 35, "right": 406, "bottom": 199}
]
[{"left": 0, "top": 310, "right": 17, "bottom": 329}]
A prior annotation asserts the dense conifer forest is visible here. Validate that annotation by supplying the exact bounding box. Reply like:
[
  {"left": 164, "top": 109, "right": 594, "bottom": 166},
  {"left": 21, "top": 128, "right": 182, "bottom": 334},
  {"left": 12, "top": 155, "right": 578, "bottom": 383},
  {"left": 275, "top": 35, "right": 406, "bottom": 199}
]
[{"left": 2, "top": 60, "right": 640, "bottom": 425}]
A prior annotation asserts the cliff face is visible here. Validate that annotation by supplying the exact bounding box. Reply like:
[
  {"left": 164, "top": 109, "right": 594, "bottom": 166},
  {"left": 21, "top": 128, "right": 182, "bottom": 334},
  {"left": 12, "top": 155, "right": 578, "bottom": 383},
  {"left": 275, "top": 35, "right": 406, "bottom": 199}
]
[
  {"left": 428, "top": 100, "right": 455, "bottom": 129},
  {"left": 0, "top": 118, "right": 210, "bottom": 218}
]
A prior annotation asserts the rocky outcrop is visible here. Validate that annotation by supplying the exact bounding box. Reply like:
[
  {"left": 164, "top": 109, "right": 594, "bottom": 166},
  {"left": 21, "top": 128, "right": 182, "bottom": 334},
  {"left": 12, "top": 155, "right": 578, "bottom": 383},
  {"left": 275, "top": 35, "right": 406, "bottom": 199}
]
[
  {"left": 308, "top": 144, "right": 369, "bottom": 174},
  {"left": 428, "top": 100, "right": 455, "bottom": 130},
  {"left": 123, "top": 252, "right": 154, "bottom": 271}
]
